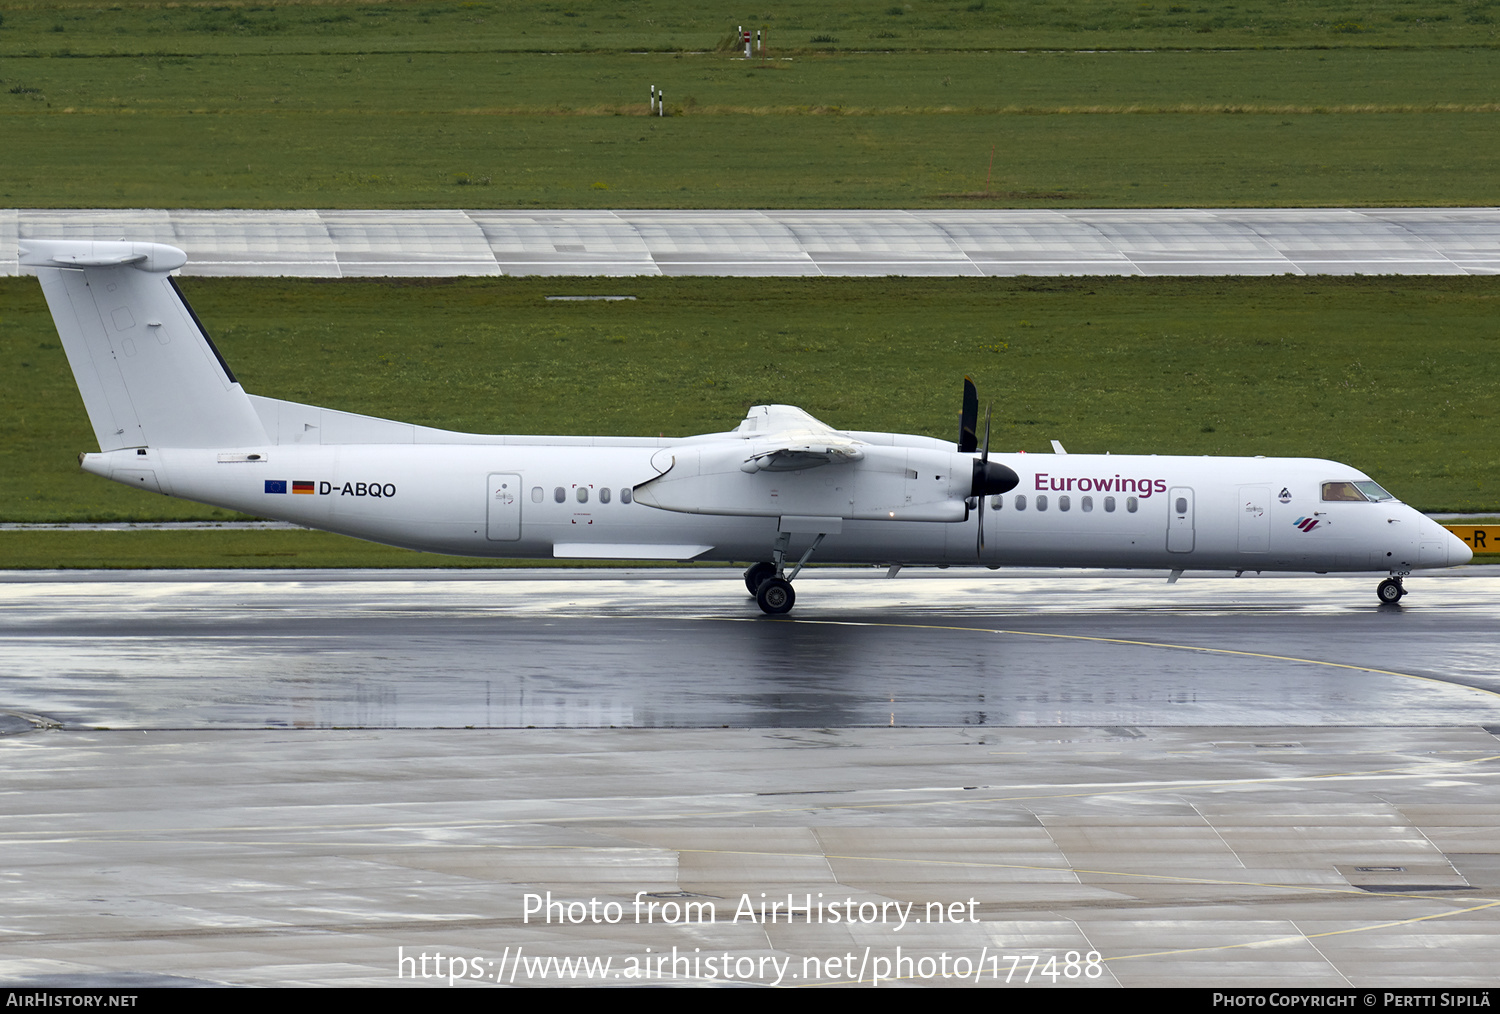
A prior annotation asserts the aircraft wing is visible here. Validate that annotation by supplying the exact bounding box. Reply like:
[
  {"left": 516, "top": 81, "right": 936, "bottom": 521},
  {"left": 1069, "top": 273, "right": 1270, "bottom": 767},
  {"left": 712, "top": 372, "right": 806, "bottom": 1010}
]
[
  {"left": 733, "top": 405, "right": 866, "bottom": 472},
  {"left": 734, "top": 404, "right": 837, "bottom": 436}
]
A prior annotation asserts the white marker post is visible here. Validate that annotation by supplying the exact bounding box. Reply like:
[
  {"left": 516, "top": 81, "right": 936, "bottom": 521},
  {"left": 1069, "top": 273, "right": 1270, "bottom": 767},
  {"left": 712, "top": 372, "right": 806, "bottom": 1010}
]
[
  {"left": 651, "top": 84, "right": 657, "bottom": 114},
  {"left": 744, "top": 30, "right": 751, "bottom": 58},
  {"left": 659, "top": 89, "right": 664, "bottom": 116}
]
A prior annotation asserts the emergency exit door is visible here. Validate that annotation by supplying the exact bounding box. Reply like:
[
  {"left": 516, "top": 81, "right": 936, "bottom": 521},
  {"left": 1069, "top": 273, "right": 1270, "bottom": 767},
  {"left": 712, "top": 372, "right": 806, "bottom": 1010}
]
[{"left": 1167, "top": 486, "right": 1195, "bottom": 553}]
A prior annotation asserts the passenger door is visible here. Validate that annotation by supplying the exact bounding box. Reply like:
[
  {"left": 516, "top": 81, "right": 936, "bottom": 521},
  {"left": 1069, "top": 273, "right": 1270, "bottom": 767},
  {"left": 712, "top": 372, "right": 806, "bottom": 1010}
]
[{"left": 486, "top": 473, "right": 522, "bottom": 541}]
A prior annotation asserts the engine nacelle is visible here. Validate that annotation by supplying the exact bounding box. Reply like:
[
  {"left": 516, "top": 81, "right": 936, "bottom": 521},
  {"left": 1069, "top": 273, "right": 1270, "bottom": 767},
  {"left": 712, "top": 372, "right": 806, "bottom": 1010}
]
[{"left": 632, "top": 444, "right": 986, "bottom": 522}]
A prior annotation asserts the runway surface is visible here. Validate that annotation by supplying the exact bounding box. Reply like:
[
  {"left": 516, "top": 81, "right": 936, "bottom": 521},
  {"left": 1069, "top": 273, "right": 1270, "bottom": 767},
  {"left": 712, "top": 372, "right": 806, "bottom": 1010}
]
[
  {"left": 2, "top": 568, "right": 1498, "bottom": 987},
  {"left": 7, "top": 207, "right": 1499, "bottom": 278}
]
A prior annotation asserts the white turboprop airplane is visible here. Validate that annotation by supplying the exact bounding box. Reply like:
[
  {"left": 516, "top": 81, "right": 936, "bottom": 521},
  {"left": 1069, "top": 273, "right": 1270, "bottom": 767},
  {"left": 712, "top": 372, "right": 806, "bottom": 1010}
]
[{"left": 23, "top": 239, "right": 1471, "bottom": 613}]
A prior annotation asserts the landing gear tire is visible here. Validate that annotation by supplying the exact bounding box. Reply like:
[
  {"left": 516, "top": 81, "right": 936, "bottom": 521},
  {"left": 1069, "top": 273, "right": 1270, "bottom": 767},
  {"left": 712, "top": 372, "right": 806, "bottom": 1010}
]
[
  {"left": 756, "top": 577, "right": 795, "bottom": 615},
  {"left": 744, "top": 562, "right": 776, "bottom": 597},
  {"left": 1377, "top": 577, "right": 1405, "bottom": 605}
]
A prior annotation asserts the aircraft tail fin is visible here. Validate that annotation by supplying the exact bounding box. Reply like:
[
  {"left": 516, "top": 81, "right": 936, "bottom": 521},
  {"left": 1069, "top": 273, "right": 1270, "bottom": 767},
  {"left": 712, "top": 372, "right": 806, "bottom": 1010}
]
[{"left": 20, "top": 240, "right": 267, "bottom": 451}]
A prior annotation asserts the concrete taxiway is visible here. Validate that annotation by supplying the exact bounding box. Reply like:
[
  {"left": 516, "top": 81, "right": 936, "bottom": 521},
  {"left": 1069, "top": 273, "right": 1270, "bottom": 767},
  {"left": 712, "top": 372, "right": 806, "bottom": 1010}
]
[
  {"left": 2, "top": 568, "right": 1498, "bottom": 987},
  {"left": 6, "top": 207, "right": 1499, "bottom": 278}
]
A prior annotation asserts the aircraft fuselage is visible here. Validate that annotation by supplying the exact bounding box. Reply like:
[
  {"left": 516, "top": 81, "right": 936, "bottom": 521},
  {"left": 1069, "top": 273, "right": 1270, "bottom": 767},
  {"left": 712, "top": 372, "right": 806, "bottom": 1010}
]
[{"left": 82, "top": 444, "right": 1464, "bottom": 574}]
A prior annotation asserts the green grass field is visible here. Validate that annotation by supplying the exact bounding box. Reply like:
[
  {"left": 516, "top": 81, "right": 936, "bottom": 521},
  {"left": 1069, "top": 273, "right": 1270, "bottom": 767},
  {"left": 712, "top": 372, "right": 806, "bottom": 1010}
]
[
  {"left": 6, "top": 106, "right": 1494, "bottom": 208},
  {"left": 4, "top": 1, "right": 1496, "bottom": 55},
  {"left": 1, "top": 2, "right": 1497, "bottom": 207}
]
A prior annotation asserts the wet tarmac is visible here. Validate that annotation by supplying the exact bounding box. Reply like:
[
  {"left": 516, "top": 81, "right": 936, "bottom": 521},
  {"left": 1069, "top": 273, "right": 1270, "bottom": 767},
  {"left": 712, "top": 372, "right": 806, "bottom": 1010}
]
[{"left": 2, "top": 569, "right": 1497, "bottom": 732}]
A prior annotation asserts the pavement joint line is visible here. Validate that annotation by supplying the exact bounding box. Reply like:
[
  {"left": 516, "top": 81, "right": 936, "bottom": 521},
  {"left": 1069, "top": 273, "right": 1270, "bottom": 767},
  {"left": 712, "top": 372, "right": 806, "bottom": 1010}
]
[
  {"left": 6, "top": 837, "right": 1491, "bottom": 909},
  {"left": 6, "top": 752, "right": 1495, "bottom": 839}
]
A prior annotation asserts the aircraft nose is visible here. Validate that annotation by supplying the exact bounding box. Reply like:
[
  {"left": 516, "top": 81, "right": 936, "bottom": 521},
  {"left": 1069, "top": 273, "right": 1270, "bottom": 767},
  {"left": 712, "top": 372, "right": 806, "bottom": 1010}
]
[
  {"left": 1422, "top": 516, "right": 1473, "bottom": 567},
  {"left": 1446, "top": 527, "right": 1473, "bottom": 567}
]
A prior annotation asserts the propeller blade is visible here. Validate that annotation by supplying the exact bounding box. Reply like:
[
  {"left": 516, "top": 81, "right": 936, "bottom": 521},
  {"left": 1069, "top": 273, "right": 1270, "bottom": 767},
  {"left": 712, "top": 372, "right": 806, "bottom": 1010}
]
[
  {"left": 977, "top": 403, "right": 992, "bottom": 555},
  {"left": 958, "top": 376, "right": 979, "bottom": 453}
]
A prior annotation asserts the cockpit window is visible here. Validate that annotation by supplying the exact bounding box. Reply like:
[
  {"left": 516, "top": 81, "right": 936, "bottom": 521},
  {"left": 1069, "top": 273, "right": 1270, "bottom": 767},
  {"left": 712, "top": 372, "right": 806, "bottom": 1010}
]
[
  {"left": 1353, "top": 480, "right": 1396, "bottom": 502},
  {"left": 1321, "top": 481, "right": 1367, "bottom": 502}
]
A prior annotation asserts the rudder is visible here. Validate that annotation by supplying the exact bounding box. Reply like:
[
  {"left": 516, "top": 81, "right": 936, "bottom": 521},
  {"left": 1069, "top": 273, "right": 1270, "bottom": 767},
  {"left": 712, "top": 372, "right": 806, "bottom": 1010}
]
[{"left": 20, "top": 240, "right": 267, "bottom": 451}]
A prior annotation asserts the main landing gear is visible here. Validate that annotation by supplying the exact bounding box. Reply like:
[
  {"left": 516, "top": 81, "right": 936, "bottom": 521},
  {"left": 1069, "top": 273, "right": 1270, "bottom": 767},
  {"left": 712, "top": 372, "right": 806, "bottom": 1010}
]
[
  {"left": 744, "top": 532, "right": 827, "bottom": 616},
  {"left": 744, "top": 562, "right": 795, "bottom": 614},
  {"left": 1377, "top": 574, "right": 1407, "bottom": 605}
]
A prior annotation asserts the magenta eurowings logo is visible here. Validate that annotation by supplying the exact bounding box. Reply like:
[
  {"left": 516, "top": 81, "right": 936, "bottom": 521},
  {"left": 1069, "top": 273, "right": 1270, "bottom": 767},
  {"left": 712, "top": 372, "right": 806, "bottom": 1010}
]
[{"left": 1293, "top": 517, "right": 1321, "bottom": 532}]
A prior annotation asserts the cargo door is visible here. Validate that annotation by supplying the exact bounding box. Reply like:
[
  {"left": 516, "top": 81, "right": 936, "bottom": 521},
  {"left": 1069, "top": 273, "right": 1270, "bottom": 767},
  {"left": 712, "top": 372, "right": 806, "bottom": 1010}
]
[{"left": 1237, "top": 486, "right": 1270, "bottom": 554}]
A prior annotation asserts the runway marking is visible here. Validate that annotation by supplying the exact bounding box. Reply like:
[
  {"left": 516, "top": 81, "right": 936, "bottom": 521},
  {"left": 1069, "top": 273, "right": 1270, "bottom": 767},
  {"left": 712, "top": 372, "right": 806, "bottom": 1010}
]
[
  {"left": 1098, "top": 898, "right": 1500, "bottom": 965},
  {"left": 766, "top": 616, "right": 1500, "bottom": 701}
]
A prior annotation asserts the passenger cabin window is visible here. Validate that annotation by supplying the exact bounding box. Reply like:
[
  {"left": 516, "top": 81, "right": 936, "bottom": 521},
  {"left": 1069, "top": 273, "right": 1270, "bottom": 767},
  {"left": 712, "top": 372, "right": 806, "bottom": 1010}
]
[
  {"left": 531, "top": 487, "right": 543, "bottom": 503},
  {"left": 1082, "top": 496, "right": 1093, "bottom": 513},
  {"left": 600, "top": 487, "right": 611, "bottom": 504},
  {"left": 1104, "top": 496, "right": 1116, "bottom": 513},
  {"left": 1323, "top": 481, "right": 1368, "bottom": 502},
  {"left": 1036, "top": 495, "right": 1048, "bottom": 512},
  {"left": 990, "top": 495, "right": 1003, "bottom": 510},
  {"left": 1127, "top": 497, "right": 1139, "bottom": 513},
  {"left": 1014, "top": 494, "right": 1026, "bottom": 511},
  {"left": 1058, "top": 495, "right": 1071, "bottom": 512},
  {"left": 576, "top": 486, "right": 589, "bottom": 503},
  {"left": 1175, "top": 497, "right": 1188, "bottom": 514},
  {"left": 620, "top": 488, "right": 633, "bottom": 504},
  {"left": 553, "top": 486, "right": 566, "bottom": 503}
]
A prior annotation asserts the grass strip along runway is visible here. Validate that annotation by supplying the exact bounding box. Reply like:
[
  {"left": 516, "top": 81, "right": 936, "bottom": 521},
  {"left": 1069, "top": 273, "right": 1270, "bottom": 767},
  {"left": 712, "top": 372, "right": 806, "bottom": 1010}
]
[{"left": 1, "top": 2, "right": 1497, "bottom": 208}]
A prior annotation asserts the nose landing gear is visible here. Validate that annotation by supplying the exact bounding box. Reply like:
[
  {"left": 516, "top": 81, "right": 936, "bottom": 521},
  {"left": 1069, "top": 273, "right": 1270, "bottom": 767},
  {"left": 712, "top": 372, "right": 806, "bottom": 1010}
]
[{"left": 1377, "top": 574, "right": 1407, "bottom": 605}]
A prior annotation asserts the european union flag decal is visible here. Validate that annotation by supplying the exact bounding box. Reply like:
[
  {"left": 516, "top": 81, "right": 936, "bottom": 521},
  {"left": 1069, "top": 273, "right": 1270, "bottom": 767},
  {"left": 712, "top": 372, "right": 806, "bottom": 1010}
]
[{"left": 265, "top": 480, "right": 287, "bottom": 494}]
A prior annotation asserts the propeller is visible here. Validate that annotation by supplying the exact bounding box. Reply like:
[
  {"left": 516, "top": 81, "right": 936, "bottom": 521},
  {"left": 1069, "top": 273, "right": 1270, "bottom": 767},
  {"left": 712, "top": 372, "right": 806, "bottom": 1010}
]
[{"left": 959, "top": 379, "right": 1019, "bottom": 555}]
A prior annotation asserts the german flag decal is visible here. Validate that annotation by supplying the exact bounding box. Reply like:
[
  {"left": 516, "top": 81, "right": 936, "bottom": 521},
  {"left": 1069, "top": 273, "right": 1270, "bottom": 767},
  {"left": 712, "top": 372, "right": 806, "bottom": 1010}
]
[{"left": 293, "top": 481, "right": 315, "bottom": 494}]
